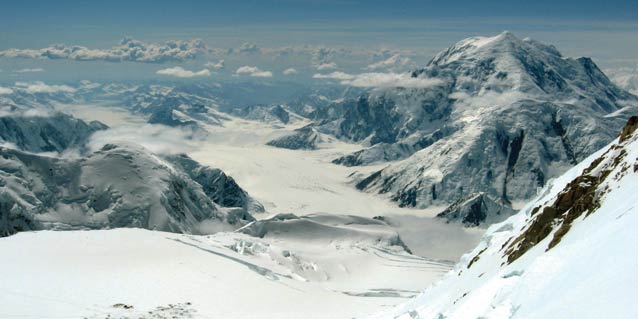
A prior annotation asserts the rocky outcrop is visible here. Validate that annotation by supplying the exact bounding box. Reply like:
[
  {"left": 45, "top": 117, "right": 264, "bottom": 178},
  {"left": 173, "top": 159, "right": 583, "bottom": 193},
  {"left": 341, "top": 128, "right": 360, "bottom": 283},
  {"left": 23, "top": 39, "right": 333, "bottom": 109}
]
[
  {"left": 266, "top": 125, "right": 321, "bottom": 150},
  {"left": 164, "top": 154, "right": 264, "bottom": 213},
  {"left": 436, "top": 192, "right": 516, "bottom": 227},
  {"left": 0, "top": 113, "right": 107, "bottom": 153}
]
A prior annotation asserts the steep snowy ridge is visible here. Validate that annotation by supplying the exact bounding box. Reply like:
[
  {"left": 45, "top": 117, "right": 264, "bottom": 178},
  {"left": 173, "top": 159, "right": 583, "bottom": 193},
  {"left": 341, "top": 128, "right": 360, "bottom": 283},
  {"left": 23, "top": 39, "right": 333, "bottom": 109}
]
[
  {"left": 374, "top": 116, "right": 638, "bottom": 319},
  {"left": 329, "top": 32, "right": 638, "bottom": 221}
]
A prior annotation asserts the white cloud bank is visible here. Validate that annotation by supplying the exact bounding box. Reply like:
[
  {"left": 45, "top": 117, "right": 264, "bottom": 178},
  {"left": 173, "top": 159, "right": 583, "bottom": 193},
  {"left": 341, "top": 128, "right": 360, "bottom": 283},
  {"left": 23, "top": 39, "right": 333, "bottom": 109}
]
[
  {"left": 204, "top": 59, "right": 225, "bottom": 70},
  {"left": 313, "top": 72, "right": 444, "bottom": 88},
  {"left": 14, "top": 81, "right": 76, "bottom": 94},
  {"left": 282, "top": 68, "right": 298, "bottom": 75},
  {"left": 89, "top": 124, "right": 203, "bottom": 155},
  {"left": 235, "top": 66, "right": 273, "bottom": 78},
  {"left": 0, "top": 87, "right": 13, "bottom": 95},
  {"left": 315, "top": 62, "right": 337, "bottom": 70},
  {"left": 156, "top": 66, "right": 211, "bottom": 78},
  {"left": 365, "top": 54, "right": 413, "bottom": 71},
  {"left": 0, "top": 38, "right": 207, "bottom": 63},
  {"left": 14, "top": 68, "right": 45, "bottom": 73}
]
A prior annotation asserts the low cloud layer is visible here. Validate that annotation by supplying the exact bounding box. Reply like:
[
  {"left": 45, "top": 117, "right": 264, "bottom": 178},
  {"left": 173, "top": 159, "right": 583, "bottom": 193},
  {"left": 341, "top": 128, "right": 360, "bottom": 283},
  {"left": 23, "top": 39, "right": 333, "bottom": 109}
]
[
  {"left": 0, "top": 38, "right": 207, "bottom": 63},
  {"left": 313, "top": 71, "right": 444, "bottom": 88},
  {"left": 315, "top": 62, "right": 337, "bottom": 70},
  {"left": 14, "top": 68, "right": 45, "bottom": 73},
  {"left": 204, "top": 59, "right": 225, "bottom": 70},
  {"left": 0, "top": 87, "right": 13, "bottom": 95},
  {"left": 282, "top": 68, "right": 298, "bottom": 75},
  {"left": 156, "top": 66, "right": 211, "bottom": 78},
  {"left": 235, "top": 66, "right": 273, "bottom": 77},
  {"left": 14, "top": 81, "right": 76, "bottom": 94},
  {"left": 365, "top": 54, "right": 413, "bottom": 71},
  {"left": 89, "top": 124, "right": 204, "bottom": 155}
]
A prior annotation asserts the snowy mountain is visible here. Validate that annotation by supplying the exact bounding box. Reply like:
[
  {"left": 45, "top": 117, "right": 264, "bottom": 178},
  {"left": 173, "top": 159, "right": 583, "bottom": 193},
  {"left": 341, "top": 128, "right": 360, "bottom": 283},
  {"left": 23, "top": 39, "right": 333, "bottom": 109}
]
[
  {"left": 0, "top": 142, "right": 257, "bottom": 236},
  {"left": 315, "top": 32, "right": 637, "bottom": 220},
  {"left": 0, "top": 112, "right": 107, "bottom": 153},
  {"left": 266, "top": 124, "right": 324, "bottom": 150},
  {"left": 373, "top": 116, "right": 638, "bottom": 319}
]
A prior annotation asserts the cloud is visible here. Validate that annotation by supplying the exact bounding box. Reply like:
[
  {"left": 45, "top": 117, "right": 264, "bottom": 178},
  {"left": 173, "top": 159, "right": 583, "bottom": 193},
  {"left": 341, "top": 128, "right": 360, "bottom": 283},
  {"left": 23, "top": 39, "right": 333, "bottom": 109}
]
[
  {"left": 89, "top": 124, "right": 204, "bottom": 155},
  {"left": 235, "top": 66, "right": 273, "bottom": 78},
  {"left": 238, "top": 42, "right": 260, "bottom": 55},
  {"left": 313, "top": 72, "right": 444, "bottom": 88},
  {"left": 0, "top": 87, "right": 13, "bottom": 95},
  {"left": 312, "top": 71, "right": 354, "bottom": 80},
  {"left": 365, "top": 54, "right": 413, "bottom": 71},
  {"left": 282, "top": 68, "right": 298, "bottom": 75},
  {"left": 14, "top": 81, "right": 76, "bottom": 94},
  {"left": 315, "top": 62, "right": 337, "bottom": 70},
  {"left": 14, "top": 68, "right": 45, "bottom": 73},
  {"left": 606, "top": 66, "right": 638, "bottom": 95},
  {"left": 156, "top": 66, "right": 211, "bottom": 78},
  {"left": 311, "top": 47, "right": 336, "bottom": 66},
  {"left": 0, "top": 38, "right": 207, "bottom": 63},
  {"left": 204, "top": 59, "right": 225, "bottom": 70}
]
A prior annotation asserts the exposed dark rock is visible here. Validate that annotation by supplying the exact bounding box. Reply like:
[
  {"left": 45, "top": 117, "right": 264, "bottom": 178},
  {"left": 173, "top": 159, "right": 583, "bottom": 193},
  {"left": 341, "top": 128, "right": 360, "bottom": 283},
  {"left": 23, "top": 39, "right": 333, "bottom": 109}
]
[
  {"left": 437, "top": 192, "right": 516, "bottom": 227},
  {"left": 266, "top": 125, "right": 321, "bottom": 150}
]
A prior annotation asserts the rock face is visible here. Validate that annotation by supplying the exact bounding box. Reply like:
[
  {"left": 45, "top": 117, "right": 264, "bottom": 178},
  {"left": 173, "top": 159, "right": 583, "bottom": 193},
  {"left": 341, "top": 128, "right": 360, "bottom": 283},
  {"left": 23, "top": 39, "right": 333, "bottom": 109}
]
[
  {"left": 375, "top": 116, "right": 638, "bottom": 319},
  {"left": 121, "top": 85, "right": 229, "bottom": 128},
  {"left": 266, "top": 125, "right": 322, "bottom": 150},
  {"left": 0, "top": 113, "right": 107, "bottom": 153},
  {"left": 314, "top": 32, "right": 637, "bottom": 214},
  {"left": 164, "top": 154, "right": 264, "bottom": 213},
  {"left": 230, "top": 104, "right": 293, "bottom": 124},
  {"left": 0, "top": 142, "right": 255, "bottom": 237},
  {"left": 436, "top": 192, "right": 516, "bottom": 227}
]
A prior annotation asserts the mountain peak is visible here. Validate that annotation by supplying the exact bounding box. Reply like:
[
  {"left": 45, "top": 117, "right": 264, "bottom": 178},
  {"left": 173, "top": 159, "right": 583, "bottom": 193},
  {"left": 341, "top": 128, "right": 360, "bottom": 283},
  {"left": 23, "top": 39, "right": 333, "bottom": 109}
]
[{"left": 429, "top": 31, "right": 527, "bottom": 65}]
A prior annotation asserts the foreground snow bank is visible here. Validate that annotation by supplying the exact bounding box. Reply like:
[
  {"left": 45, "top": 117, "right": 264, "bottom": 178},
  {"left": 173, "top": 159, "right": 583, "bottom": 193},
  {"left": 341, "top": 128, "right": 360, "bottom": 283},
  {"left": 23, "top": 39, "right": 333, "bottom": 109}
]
[{"left": 0, "top": 225, "right": 452, "bottom": 319}]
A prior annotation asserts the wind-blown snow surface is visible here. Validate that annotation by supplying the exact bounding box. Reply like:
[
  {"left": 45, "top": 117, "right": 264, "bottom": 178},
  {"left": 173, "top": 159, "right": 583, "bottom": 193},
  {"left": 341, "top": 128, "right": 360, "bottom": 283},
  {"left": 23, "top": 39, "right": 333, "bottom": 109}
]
[
  {"left": 373, "top": 118, "right": 638, "bottom": 319},
  {"left": 0, "top": 223, "right": 451, "bottom": 319}
]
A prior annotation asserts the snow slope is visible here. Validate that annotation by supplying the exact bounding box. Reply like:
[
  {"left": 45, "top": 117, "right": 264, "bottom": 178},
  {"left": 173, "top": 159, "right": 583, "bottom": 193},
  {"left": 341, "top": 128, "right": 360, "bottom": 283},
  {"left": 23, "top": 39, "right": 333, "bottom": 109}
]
[
  {"left": 0, "top": 226, "right": 451, "bottom": 319},
  {"left": 373, "top": 116, "right": 638, "bottom": 319}
]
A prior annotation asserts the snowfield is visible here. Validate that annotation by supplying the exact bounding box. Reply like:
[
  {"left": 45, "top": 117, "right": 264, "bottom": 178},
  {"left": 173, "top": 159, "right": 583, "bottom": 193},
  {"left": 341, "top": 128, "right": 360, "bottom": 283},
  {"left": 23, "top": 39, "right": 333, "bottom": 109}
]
[
  {"left": 0, "top": 227, "right": 451, "bottom": 319},
  {"left": 0, "top": 100, "right": 482, "bottom": 319}
]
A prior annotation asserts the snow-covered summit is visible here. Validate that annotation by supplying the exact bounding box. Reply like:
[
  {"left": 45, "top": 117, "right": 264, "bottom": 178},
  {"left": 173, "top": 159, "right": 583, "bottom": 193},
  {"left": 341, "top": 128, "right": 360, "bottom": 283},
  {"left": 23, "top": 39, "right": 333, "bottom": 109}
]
[
  {"left": 429, "top": 31, "right": 560, "bottom": 67},
  {"left": 374, "top": 116, "right": 638, "bottom": 318},
  {"left": 322, "top": 32, "right": 638, "bottom": 221}
]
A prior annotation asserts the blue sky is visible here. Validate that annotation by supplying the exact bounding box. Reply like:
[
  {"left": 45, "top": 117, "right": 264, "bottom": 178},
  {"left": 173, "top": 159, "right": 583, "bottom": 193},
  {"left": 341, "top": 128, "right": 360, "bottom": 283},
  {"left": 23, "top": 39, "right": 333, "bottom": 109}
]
[{"left": 0, "top": 0, "right": 636, "bottom": 83}]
